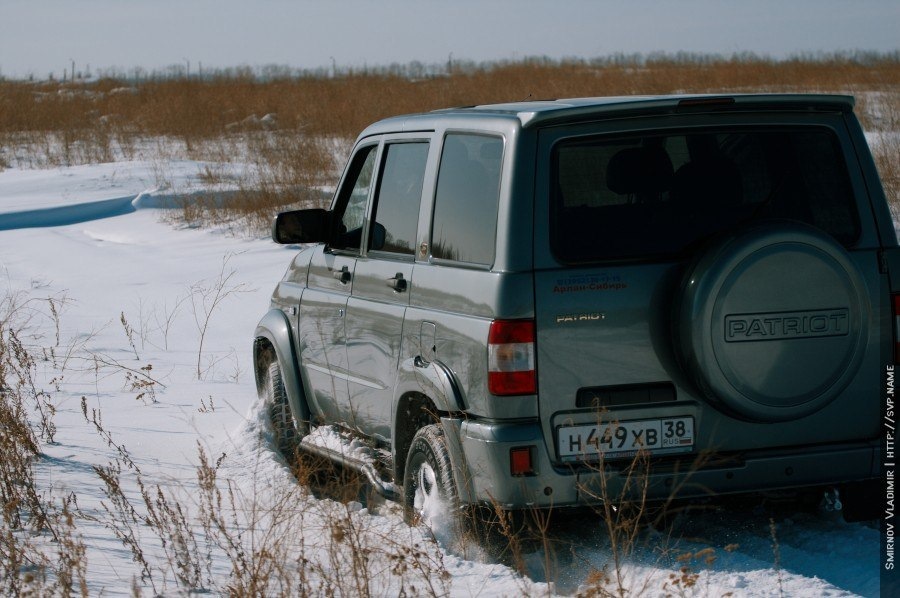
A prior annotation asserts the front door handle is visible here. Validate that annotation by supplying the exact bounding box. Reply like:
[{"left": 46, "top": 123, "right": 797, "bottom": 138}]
[
  {"left": 387, "top": 272, "right": 407, "bottom": 292},
  {"left": 332, "top": 265, "right": 351, "bottom": 284}
]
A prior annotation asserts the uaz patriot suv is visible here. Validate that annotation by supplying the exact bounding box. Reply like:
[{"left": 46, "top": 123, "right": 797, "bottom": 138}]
[{"left": 254, "top": 95, "right": 895, "bottom": 523}]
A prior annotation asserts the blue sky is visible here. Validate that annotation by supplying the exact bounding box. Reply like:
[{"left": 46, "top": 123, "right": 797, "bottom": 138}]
[{"left": 1, "top": 0, "right": 898, "bottom": 78}]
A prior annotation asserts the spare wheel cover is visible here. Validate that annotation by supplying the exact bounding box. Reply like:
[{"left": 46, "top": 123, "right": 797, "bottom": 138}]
[{"left": 676, "top": 221, "right": 869, "bottom": 422}]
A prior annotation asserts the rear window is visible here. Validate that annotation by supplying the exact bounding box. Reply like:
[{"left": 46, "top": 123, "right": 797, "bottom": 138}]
[{"left": 551, "top": 128, "right": 860, "bottom": 262}]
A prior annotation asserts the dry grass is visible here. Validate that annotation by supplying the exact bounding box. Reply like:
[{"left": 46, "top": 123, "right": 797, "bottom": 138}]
[
  {"left": 0, "top": 284, "right": 817, "bottom": 596},
  {"left": 0, "top": 284, "right": 724, "bottom": 596},
  {"left": 2, "top": 53, "right": 899, "bottom": 232},
  {"left": 0, "top": 291, "right": 457, "bottom": 595},
  {"left": 0, "top": 294, "right": 89, "bottom": 595},
  {"left": 3, "top": 53, "right": 899, "bottom": 139},
  {"left": 876, "top": 137, "right": 900, "bottom": 217},
  {"left": 865, "top": 95, "right": 900, "bottom": 217}
]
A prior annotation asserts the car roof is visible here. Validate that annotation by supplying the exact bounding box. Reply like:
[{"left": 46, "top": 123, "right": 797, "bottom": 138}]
[{"left": 360, "top": 93, "right": 854, "bottom": 135}]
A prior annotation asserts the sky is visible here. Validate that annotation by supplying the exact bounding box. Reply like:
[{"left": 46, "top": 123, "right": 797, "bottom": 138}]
[{"left": 0, "top": 0, "right": 898, "bottom": 79}]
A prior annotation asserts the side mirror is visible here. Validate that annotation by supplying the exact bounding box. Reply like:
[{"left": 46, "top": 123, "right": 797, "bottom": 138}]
[{"left": 272, "top": 209, "right": 331, "bottom": 244}]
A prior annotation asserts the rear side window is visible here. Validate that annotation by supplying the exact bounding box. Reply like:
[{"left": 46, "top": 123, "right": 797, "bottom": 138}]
[
  {"left": 431, "top": 134, "right": 503, "bottom": 266},
  {"left": 370, "top": 142, "right": 429, "bottom": 255},
  {"left": 551, "top": 128, "right": 860, "bottom": 262}
]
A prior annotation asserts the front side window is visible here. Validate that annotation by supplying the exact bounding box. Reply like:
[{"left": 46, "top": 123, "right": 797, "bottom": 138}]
[
  {"left": 330, "top": 145, "right": 377, "bottom": 252},
  {"left": 551, "top": 128, "right": 860, "bottom": 262},
  {"left": 431, "top": 134, "right": 503, "bottom": 265},
  {"left": 369, "top": 142, "right": 429, "bottom": 255}
]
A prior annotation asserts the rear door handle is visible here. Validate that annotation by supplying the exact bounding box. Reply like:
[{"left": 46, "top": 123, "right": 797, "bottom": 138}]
[
  {"left": 332, "top": 265, "right": 351, "bottom": 284},
  {"left": 387, "top": 272, "right": 407, "bottom": 292}
]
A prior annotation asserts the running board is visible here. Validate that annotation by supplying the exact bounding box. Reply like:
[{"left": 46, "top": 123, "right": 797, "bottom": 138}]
[{"left": 299, "top": 426, "right": 401, "bottom": 502}]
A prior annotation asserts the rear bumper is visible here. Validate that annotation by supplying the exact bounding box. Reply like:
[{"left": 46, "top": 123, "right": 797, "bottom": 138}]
[{"left": 447, "top": 417, "right": 881, "bottom": 509}]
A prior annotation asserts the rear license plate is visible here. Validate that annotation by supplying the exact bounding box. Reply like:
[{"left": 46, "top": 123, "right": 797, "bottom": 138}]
[{"left": 558, "top": 417, "right": 695, "bottom": 462}]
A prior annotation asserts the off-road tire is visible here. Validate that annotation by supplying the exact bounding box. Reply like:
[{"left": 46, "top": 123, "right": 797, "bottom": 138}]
[
  {"left": 403, "top": 424, "right": 460, "bottom": 527},
  {"left": 267, "top": 361, "right": 300, "bottom": 456}
]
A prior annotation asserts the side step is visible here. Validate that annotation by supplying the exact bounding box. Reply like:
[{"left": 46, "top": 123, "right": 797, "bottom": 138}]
[{"left": 299, "top": 425, "right": 401, "bottom": 502}]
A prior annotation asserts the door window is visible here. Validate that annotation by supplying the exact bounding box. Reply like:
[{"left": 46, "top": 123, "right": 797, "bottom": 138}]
[
  {"left": 331, "top": 145, "right": 377, "bottom": 252},
  {"left": 369, "top": 142, "right": 429, "bottom": 255}
]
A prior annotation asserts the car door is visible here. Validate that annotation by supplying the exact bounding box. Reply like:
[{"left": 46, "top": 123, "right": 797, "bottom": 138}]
[
  {"left": 344, "top": 137, "right": 431, "bottom": 440},
  {"left": 298, "top": 143, "right": 378, "bottom": 423}
]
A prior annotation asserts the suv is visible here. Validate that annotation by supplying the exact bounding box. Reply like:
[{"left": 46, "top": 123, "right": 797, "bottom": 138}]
[{"left": 254, "top": 94, "right": 895, "bottom": 523}]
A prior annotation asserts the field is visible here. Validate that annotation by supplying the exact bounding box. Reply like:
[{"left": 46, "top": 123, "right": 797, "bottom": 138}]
[
  {"left": 2, "top": 54, "right": 899, "bottom": 227},
  {"left": 0, "top": 55, "right": 896, "bottom": 596}
]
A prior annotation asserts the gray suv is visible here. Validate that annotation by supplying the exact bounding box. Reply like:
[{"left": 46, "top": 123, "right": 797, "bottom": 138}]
[{"left": 254, "top": 95, "right": 894, "bottom": 523}]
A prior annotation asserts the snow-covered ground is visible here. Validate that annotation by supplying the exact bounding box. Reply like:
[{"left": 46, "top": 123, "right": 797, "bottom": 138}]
[{"left": 0, "top": 159, "right": 882, "bottom": 596}]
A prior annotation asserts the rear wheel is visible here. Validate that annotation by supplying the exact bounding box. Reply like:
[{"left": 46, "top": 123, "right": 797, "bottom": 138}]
[
  {"left": 403, "top": 425, "right": 462, "bottom": 536},
  {"left": 266, "top": 361, "right": 301, "bottom": 456},
  {"left": 403, "top": 425, "right": 544, "bottom": 558}
]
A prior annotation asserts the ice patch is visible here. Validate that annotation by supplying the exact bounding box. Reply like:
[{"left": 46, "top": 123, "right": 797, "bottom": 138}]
[{"left": 0, "top": 195, "right": 138, "bottom": 230}]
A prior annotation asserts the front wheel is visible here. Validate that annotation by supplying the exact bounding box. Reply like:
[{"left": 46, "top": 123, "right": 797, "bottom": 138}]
[{"left": 266, "top": 361, "right": 301, "bottom": 456}]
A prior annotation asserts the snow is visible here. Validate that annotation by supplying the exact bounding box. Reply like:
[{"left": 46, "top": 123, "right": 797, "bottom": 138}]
[{"left": 0, "top": 159, "right": 881, "bottom": 596}]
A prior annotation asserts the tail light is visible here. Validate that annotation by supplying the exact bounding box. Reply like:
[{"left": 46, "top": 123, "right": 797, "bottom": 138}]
[
  {"left": 894, "top": 294, "right": 900, "bottom": 363},
  {"left": 488, "top": 319, "right": 536, "bottom": 395}
]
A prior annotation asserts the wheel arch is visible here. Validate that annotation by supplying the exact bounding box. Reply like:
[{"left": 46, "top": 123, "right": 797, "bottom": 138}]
[
  {"left": 393, "top": 392, "right": 443, "bottom": 484},
  {"left": 392, "top": 359, "right": 474, "bottom": 503},
  {"left": 253, "top": 308, "right": 311, "bottom": 426}
]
